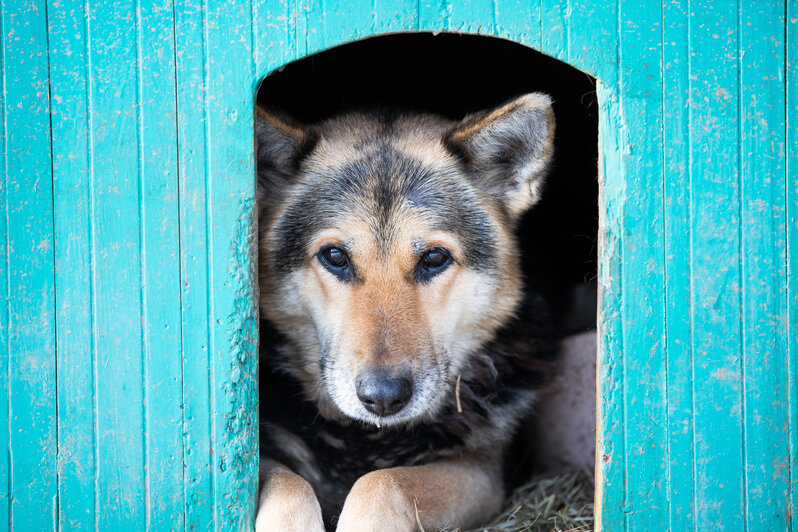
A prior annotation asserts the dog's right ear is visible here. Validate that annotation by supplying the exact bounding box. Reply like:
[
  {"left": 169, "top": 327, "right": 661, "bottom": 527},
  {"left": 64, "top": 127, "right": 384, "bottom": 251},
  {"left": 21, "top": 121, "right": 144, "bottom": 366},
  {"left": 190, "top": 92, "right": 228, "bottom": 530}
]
[
  {"left": 255, "top": 107, "right": 317, "bottom": 195},
  {"left": 445, "top": 93, "right": 554, "bottom": 220}
]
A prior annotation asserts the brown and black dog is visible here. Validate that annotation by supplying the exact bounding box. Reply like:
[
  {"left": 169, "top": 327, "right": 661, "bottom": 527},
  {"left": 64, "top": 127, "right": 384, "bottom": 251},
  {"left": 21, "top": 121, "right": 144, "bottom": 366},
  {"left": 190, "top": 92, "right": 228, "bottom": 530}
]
[{"left": 255, "top": 93, "right": 557, "bottom": 531}]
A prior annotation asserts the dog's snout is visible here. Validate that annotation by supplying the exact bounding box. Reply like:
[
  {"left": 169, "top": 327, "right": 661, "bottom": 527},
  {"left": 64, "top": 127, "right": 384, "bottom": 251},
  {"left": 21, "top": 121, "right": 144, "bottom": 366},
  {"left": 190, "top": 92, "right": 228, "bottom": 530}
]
[{"left": 356, "top": 372, "right": 413, "bottom": 417}]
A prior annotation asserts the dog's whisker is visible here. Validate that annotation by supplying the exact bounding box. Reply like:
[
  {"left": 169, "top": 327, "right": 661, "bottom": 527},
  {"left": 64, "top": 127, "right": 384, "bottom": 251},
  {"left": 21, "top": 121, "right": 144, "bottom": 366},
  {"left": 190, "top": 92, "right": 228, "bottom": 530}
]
[{"left": 455, "top": 373, "right": 463, "bottom": 413}]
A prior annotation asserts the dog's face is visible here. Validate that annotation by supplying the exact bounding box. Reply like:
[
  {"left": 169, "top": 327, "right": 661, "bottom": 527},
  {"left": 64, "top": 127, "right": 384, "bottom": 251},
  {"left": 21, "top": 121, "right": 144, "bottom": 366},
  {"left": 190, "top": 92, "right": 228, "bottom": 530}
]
[{"left": 256, "top": 94, "right": 554, "bottom": 427}]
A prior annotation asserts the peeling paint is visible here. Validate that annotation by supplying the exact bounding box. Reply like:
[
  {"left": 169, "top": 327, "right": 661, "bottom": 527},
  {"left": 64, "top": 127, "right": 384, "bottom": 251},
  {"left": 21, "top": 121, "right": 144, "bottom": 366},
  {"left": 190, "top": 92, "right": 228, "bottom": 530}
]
[{"left": 219, "top": 198, "right": 259, "bottom": 530}]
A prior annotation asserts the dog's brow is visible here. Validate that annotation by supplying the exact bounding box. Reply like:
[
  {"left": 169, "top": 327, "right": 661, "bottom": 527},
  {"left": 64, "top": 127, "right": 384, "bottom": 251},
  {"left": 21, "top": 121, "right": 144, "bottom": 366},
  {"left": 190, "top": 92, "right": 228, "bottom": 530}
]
[{"left": 411, "top": 239, "right": 427, "bottom": 254}]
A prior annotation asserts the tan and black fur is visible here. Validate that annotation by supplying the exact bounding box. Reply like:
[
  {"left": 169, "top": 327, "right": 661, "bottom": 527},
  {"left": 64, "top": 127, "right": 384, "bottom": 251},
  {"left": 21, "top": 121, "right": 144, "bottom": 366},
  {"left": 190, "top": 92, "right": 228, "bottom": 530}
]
[{"left": 255, "top": 93, "right": 557, "bottom": 531}]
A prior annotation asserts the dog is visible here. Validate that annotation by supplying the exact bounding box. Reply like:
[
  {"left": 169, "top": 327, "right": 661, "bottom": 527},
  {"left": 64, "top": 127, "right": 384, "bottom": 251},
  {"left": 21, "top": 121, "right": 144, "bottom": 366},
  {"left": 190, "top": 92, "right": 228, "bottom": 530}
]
[{"left": 254, "top": 93, "right": 558, "bottom": 531}]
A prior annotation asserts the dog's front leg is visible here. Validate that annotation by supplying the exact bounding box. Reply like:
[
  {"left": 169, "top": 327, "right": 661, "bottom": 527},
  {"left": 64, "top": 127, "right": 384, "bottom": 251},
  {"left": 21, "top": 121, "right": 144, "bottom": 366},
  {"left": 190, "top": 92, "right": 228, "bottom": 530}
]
[
  {"left": 336, "top": 456, "right": 504, "bottom": 532},
  {"left": 255, "top": 457, "right": 325, "bottom": 532}
]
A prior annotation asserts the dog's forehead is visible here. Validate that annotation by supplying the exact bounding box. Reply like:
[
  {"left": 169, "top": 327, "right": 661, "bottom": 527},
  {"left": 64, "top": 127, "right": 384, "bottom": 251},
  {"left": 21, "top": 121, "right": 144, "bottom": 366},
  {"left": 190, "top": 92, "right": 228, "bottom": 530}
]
[
  {"left": 310, "top": 111, "right": 454, "bottom": 166},
  {"left": 301, "top": 113, "right": 466, "bottom": 212}
]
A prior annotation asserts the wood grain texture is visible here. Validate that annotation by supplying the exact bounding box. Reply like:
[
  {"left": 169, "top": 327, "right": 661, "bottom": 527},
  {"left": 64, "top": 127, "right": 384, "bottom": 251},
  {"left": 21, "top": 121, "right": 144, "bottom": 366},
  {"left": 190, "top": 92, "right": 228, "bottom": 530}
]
[
  {"left": 688, "top": 3, "right": 746, "bottom": 528},
  {"left": 617, "top": 1, "right": 669, "bottom": 528},
  {"left": 4, "top": 0, "right": 260, "bottom": 526},
  {"left": 47, "top": 0, "right": 96, "bottom": 526},
  {"left": 662, "top": 0, "right": 695, "bottom": 529},
  {"left": 494, "top": 0, "right": 540, "bottom": 48},
  {"left": 86, "top": 0, "right": 147, "bottom": 524},
  {"left": 1, "top": 0, "right": 58, "bottom": 528},
  {"left": 173, "top": 0, "right": 216, "bottom": 528},
  {"left": 565, "top": 0, "right": 619, "bottom": 82},
  {"left": 0, "top": 25, "right": 7, "bottom": 521},
  {"left": 137, "top": 0, "right": 185, "bottom": 526},
  {"left": 203, "top": 0, "right": 259, "bottom": 524},
  {"left": 738, "top": 1, "right": 788, "bottom": 528},
  {"left": 540, "top": 0, "right": 568, "bottom": 64},
  {"left": 787, "top": 4, "right": 798, "bottom": 531},
  {"left": 594, "top": 51, "right": 627, "bottom": 532}
]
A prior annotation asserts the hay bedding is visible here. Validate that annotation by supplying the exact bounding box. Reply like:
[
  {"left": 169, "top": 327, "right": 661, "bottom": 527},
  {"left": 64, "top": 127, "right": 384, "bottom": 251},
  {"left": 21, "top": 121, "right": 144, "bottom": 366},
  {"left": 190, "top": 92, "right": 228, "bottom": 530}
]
[{"left": 437, "top": 469, "right": 595, "bottom": 532}]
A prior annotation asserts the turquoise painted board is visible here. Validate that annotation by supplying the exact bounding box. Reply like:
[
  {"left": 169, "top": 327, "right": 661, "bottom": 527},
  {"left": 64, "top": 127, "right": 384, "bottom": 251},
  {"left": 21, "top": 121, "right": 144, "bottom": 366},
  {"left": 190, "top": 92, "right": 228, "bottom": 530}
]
[
  {"left": 48, "top": 0, "right": 97, "bottom": 525},
  {"left": 173, "top": 0, "right": 217, "bottom": 527},
  {"left": 662, "top": 1, "right": 694, "bottom": 527},
  {"left": 137, "top": 0, "right": 185, "bottom": 525},
  {"left": 4, "top": 0, "right": 259, "bottom": 525},
  {"left": 88, "top": 0, "right": 147, "bottom": 525},
  {"left": 2, "top": 0, "right": 58, "bottom": 528},
  {"left": 686, "top": 4, "right": 746, "bottom": 528},
  {"left": 787, "top": 6, "right": 798, "bottom": 532},
  {"left": 1, "top": 0, "right": 795, "bottom": 530},
  {"left": 739, "top": 2, "right": 788, "bottom": 528},
  {"left": 617, "top": 3, "right": 669, "bottom": 527}
]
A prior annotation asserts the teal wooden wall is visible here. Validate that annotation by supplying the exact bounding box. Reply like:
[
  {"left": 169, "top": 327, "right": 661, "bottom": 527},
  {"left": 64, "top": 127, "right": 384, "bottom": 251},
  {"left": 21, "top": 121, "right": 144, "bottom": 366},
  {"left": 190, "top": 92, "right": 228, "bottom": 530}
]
[
  {"left": 1, "top": 0, "right": 794, "bottom": 530},
  {"left": 1, "top": 0, "right": 259, "bottom": 527}
]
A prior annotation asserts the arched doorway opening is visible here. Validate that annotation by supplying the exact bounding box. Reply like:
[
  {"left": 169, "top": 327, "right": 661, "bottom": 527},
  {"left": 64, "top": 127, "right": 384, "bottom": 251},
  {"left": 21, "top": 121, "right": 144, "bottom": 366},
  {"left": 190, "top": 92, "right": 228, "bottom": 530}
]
[{"left": 255, "top": 32, "right": 598, "bottom": 529}]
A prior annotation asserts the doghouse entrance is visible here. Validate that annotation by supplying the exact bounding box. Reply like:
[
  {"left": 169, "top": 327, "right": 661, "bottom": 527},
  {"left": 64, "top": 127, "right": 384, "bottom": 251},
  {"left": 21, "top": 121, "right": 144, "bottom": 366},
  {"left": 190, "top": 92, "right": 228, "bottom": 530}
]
[{"left": 255, "top": 32, "right": 598, "bottom": 530}]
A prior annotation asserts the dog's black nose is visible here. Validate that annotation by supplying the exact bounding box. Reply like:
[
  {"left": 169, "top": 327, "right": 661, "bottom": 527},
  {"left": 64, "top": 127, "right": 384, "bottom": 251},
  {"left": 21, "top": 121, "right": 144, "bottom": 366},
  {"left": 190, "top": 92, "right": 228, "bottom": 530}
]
[{"left": 356, "top": 372, "right": 413, "bottom": 417}]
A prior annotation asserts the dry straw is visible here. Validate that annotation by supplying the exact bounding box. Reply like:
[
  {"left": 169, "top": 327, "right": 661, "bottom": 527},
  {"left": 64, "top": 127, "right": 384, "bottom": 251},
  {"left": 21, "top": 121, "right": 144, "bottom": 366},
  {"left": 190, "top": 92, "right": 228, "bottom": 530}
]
[{"left": 438, "top": 469, "right": 594, "bottom": 532}]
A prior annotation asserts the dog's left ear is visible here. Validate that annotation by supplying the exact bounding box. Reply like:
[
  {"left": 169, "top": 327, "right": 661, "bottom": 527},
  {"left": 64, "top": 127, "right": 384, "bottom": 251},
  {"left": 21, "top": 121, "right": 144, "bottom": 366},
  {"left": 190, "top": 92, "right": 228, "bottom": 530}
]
[
  {"left": 255, "top": 107, "right": 317, "bottom": 181},
  {"left": 255, "top": 106, "right": 318, "bottom": 215},
  {"left": 445, "top": 93, "right": 555, "bottom": 219}
]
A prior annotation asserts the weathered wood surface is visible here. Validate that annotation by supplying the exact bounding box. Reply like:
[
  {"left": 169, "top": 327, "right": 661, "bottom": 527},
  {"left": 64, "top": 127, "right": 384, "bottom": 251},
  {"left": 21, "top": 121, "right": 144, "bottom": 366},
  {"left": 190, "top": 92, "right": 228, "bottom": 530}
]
[
  {"left": 1, "top": 0, "right": 58, "bottom": 529},
  {"left": 0, "top": 0, "right": 793, "bottom": 529},
  {"left": 787, "top": 5, "right": 798, "bottom": 532},
  {"left": 2, "top": 0, "right": 259, "bottom": 527}
]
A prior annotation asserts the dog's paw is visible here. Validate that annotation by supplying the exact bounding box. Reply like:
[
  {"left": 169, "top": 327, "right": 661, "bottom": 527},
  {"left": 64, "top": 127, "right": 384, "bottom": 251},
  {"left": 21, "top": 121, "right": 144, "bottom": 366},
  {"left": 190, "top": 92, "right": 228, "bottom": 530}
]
[
  {"left": 255, "top": 471, "right": 325, "bottom": 532},
  {"left": 336, "top": 470, "right": 417, "bottom": 532}
]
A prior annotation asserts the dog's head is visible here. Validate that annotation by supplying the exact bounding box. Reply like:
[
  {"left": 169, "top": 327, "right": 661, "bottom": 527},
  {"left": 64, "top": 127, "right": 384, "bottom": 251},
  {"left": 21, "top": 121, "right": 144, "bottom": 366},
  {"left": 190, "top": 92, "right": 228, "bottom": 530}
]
[{"left": 256, "top": 94, "right": 554, "bottom": 427}]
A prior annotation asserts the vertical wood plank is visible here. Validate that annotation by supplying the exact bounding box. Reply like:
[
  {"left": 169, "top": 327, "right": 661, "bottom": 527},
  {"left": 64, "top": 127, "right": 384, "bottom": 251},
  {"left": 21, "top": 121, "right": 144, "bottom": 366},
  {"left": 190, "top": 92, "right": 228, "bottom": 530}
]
[
  {"left": 1, "top": 0, "right": 58, "bottom": 527},
  {"left": 322, "top": 0, "right": 373, "bottom": 45},
  {"left": 787, "top": 5, "right": 798, "bottom": 531},
  {"left": 86, "top": 0, "right": 147, "bottom": 525},
  {"left": 137, "top": 0, "right": 185, "bottom": 527},
  {"left": 594, "top": 78, "right": 626, "bottom": 532},
  {"left": 47, "top": 0, "right": 96, "bottom": 525},
  {"left": 372, "top": 0, "right": 418, "bottom": 34},
  {"left": 616, "top": 0, "right": 669, "bottom": 528},
  {"left": 204, "top": 0, "right": 259, "bottom": 526},
  {"left": 566, "top": 32, "right": 618, "bottom": 519},
  {"left": 253, "top": 0, "right": 294, "bottom": 87},
  {"left": 569, "top": 2, "right": 622, "bottom": 531},
  {"left": 446, "top": 0, "right": 495, "bottom": 33},
  {"left": 567, "top": 0, "right": 618, "bottom": 82},
  {"left": 173, "top": 0, "right": 215, "bottom": 527},
  {"left": 494, "top": 0, "right": 541, "bottom": 49},
  {"left": 689, "top": 1, "right": 745, "bottom": 528},
  {"left": 0, "top": 3, "right": 8, "bottom": 526},
  {"left": 417, "top": 0, "right": 451, "bottom": 31},
  {"left": 0, "top": 17, "right": 8, "bottom": 519},
  {"left": 738, "top": 1, "right": 789, "bottom": 528},
  {"left": 296, "top": 0, "right": 325, "bottom": 57},
  {"left": 662, "top": 0, "right": 695, "bottom": 529},
  {"left": 540, "top": 0, "right": 568, "bottom": 64}
]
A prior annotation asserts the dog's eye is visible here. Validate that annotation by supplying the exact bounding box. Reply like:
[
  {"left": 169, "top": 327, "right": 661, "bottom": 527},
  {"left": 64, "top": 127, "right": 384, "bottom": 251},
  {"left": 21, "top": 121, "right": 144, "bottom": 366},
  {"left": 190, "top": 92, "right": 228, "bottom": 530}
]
[
  {"left": 415, "top": 248, "right": 452, "bottom": 282},
  {"left": 421, "top": 249, "right": 449, "bottom": 268},
  {"left": 318, "top": 246, "right": 354, "bottom": 281},
  {"left": 322, "top": 247, "right": 348, "bottom": 267}
]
